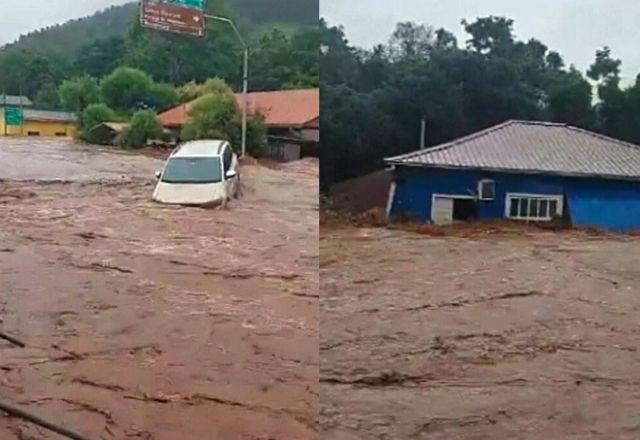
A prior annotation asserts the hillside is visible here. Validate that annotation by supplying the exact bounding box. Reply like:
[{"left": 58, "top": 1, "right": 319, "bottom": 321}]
[{"left": 1, "top": 0, "right": 318, "bottom": 56}]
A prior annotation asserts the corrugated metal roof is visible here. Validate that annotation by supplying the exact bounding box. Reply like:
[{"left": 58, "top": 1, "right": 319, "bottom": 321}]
[
  {"left": 103, "top": 122, "right": 128, "bottom": 133},
  {"left": 23, "top": 109, "right": 76, "bottom": 122},
  {"left": 386, "top": 120, "right": 640, "bottom": 180},
  {"left": 0, "top": 95, "right": 33, "bottom": 107}
]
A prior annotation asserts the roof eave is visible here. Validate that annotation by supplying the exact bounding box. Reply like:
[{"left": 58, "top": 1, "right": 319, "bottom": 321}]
[{"left": 386, "top": 161, "right": 640, "bottom": 182}]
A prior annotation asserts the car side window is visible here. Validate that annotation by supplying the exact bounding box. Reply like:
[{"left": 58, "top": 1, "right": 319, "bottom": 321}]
[{"left": 223, "top": 146, "right": 232, "bottom": 173}]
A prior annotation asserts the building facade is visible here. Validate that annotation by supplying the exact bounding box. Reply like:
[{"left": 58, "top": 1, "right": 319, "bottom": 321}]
[
  {"left": 1, "top": 108, "right": 76, "bottom": 138},
  {"left": 386, "top": 120, "right": 640, "bottom": 231},
  {"left": 158, "top": 89, "right": 319, "bottom": 161}
]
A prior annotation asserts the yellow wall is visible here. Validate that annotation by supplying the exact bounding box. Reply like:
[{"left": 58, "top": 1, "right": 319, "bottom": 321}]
[{"left": 0, "top": 116, "right": 76, "bottom": 138}]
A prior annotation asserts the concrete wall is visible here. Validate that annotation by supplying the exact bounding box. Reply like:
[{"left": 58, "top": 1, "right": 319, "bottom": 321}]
[{"left": 390, "top": 165, "right": 640, "bottom": 230}]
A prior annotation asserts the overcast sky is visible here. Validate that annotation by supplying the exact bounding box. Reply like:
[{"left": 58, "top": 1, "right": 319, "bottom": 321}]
[
  {"left": 0, "top": 0, "right": 132, "bottom": 46},
  {"left": 321, "top": 0, "right": 640, "bottom": 86}
]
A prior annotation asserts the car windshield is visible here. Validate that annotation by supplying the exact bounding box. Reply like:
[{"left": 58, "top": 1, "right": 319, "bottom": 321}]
[{"left": 161, "top": 157, "right": 222, "bottom": 184}]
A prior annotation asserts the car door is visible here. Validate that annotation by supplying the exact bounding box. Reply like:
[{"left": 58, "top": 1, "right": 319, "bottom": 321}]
[
  {"left": 222, "top": 144, "right": 237, "bottom": 198},
  {"left": 229, "top": 147, "right": 240, "bottom": 196},
  {"left": 229, "top": 148, "right": 239, "bottom": 195}
]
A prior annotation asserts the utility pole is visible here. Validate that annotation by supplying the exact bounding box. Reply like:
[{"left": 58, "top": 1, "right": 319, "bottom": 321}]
[
  {"left": 19, "top": 83, "right": 24, "bottom": 136},
  {"left": 420, "top": 117, "right": 426, "bottom": 149},
  {"left": 2, "top": 89, "right": 6, "bottom": 137},
  {"left": 204, "top": 15, "right": 249, "bottom": 158}
]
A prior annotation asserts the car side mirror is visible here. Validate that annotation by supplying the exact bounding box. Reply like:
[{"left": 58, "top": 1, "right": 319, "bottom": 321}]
[
  {"left": 226, "top": 170, "right": 237, "bottom": 179},
  {"left": 155, "top": 171, "right": 161, "bottom": 179}
]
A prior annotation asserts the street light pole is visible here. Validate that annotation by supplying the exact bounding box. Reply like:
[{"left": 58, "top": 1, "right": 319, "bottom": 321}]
[{"left": 204, "top": 15, "right": 248, "bottom": 158}]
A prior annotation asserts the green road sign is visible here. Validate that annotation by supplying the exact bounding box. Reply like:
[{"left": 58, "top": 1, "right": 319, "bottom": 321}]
[
  {"left": 4, "top": 106, "right": 23, "bottom": 126},
  {"left": 165, "top": 0, "right": 205, "bottom": 10}
]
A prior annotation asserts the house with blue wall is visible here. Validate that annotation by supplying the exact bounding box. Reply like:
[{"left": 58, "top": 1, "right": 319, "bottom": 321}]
[{"left": 385, "top": 120, "right": 640, "bottom": 231}]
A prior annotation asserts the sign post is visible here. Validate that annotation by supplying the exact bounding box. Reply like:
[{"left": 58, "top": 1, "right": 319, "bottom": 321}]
[{"left": 140, "top": 0, "right": 249, "bottom": 157}]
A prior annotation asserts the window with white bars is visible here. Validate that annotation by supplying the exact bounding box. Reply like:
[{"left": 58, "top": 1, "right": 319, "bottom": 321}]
[{"left": 505, "top": 194, "right": 563, "bottom": 221}]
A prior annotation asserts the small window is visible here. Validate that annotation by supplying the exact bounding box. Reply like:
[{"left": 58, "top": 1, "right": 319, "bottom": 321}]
[
  {"left": 55, "top": 132, "right": 66, "bottom": 137},
  {"left": 478, "top": 179, "right": 495, "bottom": 200},
  {"left": 27, "top": 131, "right": 40, "bottom": 136},
  {"left": 506, "top": 194, "right": 563, "bottom": 221}
]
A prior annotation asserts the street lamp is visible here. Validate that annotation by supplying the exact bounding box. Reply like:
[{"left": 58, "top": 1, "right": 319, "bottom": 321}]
[{"left": 204, "top": 15, "right": 248, "bottom": 157}]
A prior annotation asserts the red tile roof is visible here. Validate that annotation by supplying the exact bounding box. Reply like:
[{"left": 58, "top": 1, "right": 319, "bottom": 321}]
[{"left": 158, "top": 88, "right": 319, "bottom": 129}]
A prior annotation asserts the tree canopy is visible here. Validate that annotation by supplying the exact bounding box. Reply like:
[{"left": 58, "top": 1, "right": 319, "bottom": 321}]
[
  {"left": 320, "top": 17, "right": 640, "bottom": 189},
  {"left": 180, "top": 86, "right": 266, "bottom": 155},
  {"left": 0, "top": 1, "right": 318, "bottom": 100}
]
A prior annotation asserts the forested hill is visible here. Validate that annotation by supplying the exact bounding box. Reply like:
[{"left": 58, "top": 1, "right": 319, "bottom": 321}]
[
  {"left": 0, "top": 0, "right": 319, "bottom": 103},
  {"left": 1, "top": 0, "right": 318, "bottom": 56},
  {"left": 2, "top": 4, "right": 137, "bottom": 57}
]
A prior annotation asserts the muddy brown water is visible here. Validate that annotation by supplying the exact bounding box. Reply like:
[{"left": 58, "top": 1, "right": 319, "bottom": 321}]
[
  {"left": 321, "top": 226, "right": 640, "bottom": 440},
  {"left": 0, "top": 138, "right": 319, "bottom": 439}
]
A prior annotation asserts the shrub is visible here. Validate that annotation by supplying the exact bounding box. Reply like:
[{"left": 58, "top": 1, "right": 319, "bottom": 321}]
[
  {"left": 80, "top": 103, "right": 117, "bottom": 144},
  {"left": 120, "top": 109, "right": 163, "bottom": 149}
]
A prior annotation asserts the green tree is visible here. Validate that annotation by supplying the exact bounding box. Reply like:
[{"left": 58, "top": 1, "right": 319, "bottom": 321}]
[
  {"left": 319, "top": 16, "right": 635, "bottom": 189},
  {"left": 124, "top": 9, "right": 238, "bottom": 86},
  {"left": 150, "top": 83, "right": 180, "bottom": 111},
  {"left": 80, "top": 103, "right": 117, "bottom": 144},
  {"left": 33, "top": 83, "right": 61, "bottom": 110},
  {"left": 181, "top": 92, "right": 239, "bottom": 141},
  {"left": 178, "top": 78, "right": 233, "bottom": 102},
  {"left": 181, "top": 90, "right": 266, "bottom": 155},
  {"left": 546, "top": 68, "right": 594, "bottom": 127},
  {"left": 588, "top": 47, "right": 626, "bottom": 138},
  {"left": 121, "top": 109, "right": 163, "bottom": 148},
  {"left": 100, "top": 66, "right": 154, "bottom": 113},
  {"left": 462, "top": 16, "right": 515, "bottom": 55},
  {"left": 76, "top": 36, "right": 126, "bottom": 78},
  {"left": 387, "top": 22, "right": 434, "bottom": 61},
  {"left": 251, "top": 27, "right": 319, "bottom": 90},
  {"left": 587, "top": 46, "right": 621, "bottom": 85},
  {"left": 58, "top": 75, "right": 101, "bottom": 112}
]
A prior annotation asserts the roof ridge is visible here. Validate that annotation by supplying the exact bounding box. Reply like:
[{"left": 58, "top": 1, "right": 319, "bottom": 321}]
[
  {"left": 508, "top": 119, "right": 567, "bottom": 126},
  {"left": 386, "top": 120, "right": 517, "bottom": 162},
  {"left": 566, "top": 125, "right": 640, "bottom": 152}
]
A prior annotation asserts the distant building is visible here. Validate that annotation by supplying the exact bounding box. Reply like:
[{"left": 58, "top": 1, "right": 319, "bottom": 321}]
[
  {"left": 386, "top": 120, "right": 640, "bottom": 231},
  {"left": 158, "top": 88, "right": 319, "bottom": 161},
  {"left": 1, "top": 108, "right": 77, "bottom": 138},
  {"left": 85, "top": 122, "right": 129, "bottom": 145},
  {"left": 1, "top": 95, "right": 76, "bottom": 137},
  {"left": 0, "top": 95, "right": 34, "bottom": 108}
]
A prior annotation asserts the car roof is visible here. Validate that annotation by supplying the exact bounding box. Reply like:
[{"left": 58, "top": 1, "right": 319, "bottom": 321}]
[{"left": 171, "top": 140, "right": 229, "bottom": 158}]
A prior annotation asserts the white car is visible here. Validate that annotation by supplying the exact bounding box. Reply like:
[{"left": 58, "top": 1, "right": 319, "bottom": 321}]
[{"left": 153, "top": 140, "right": 240, "bottom": 206}]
